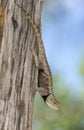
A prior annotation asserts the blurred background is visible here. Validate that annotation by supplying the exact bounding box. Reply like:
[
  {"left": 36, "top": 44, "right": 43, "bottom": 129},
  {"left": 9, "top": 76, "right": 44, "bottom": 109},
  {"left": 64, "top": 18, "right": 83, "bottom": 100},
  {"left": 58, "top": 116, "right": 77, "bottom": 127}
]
[{"left": 33, "top": 0, "right": 84, "bottom": 130}]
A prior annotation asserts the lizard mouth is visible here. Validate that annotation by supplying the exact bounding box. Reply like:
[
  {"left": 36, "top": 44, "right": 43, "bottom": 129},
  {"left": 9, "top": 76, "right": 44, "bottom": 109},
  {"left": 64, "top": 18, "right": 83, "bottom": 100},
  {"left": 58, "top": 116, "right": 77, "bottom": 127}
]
[{"left": 46, "top": 94, "right": 60, "bottom": 111}]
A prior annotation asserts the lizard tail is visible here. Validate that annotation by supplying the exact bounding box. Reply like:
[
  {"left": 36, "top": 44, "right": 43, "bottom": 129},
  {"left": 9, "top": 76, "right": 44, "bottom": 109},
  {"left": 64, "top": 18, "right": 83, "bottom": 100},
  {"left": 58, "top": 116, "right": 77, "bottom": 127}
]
[
  {"left": 17, "top": 4, "right": 44, "bottom": 50},
  {"left": 46, "top": 93, "right": 60, "bottom": 110}
]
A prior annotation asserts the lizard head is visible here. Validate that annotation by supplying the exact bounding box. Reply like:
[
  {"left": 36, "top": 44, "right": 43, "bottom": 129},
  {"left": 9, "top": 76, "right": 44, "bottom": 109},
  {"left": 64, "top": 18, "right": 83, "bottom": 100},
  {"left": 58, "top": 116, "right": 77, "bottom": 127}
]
[{"left": 46, "top": 94, "right": 60, "bottom": 111}]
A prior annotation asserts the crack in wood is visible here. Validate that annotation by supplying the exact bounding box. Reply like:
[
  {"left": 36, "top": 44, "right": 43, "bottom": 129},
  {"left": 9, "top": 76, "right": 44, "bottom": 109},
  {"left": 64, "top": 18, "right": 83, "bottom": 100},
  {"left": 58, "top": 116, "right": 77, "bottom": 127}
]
[{"left": 12, "top": 16, "right": 18, "bottom": 32}]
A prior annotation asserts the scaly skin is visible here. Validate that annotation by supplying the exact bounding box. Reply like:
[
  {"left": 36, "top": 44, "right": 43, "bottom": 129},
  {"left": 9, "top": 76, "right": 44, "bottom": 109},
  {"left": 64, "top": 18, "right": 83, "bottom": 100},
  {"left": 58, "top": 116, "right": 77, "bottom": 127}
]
[{"left": 17, "top": 5, "right": 60, "bottom": 110}]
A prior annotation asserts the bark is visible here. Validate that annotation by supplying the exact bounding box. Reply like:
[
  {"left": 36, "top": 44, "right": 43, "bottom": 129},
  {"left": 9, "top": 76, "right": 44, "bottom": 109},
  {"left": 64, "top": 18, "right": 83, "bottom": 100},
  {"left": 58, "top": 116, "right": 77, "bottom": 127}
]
[{"left": 0, "top": 0, "right": 43, "bottom": 130}]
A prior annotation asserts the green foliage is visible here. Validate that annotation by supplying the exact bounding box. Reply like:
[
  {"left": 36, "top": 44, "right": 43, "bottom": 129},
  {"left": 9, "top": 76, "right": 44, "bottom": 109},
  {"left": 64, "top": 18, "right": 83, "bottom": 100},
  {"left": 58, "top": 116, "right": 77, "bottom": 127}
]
[
  {"left": 79, "top": 57, "right": 84, "bottom": 77},
  {"left": 33, "top": 73, "right": 84, "bottom": 130}
]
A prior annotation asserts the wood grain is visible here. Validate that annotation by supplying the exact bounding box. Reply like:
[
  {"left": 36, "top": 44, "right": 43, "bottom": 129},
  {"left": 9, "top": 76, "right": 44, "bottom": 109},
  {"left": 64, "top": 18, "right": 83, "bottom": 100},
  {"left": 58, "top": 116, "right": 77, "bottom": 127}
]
[{"left": 0, "top": 0, "right": 43, "bottom": 130}]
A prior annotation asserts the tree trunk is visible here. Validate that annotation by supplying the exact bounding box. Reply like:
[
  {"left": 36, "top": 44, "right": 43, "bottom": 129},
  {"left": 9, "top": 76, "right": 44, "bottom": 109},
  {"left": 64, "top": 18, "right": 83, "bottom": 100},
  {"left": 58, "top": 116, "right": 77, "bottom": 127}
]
[{"left": 0, "top": 0, "right": 43, "bottom": 130}]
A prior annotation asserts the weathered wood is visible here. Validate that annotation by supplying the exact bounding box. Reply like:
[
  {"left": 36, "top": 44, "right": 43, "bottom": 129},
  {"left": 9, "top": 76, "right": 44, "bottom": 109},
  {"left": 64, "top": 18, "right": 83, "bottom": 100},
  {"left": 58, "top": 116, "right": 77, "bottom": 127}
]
[
  {"left": 0, "top": 5, "right": 4, "bottom": 44},
  {"left": 0, "top": 0, "right": 43, "bottom": 130}
]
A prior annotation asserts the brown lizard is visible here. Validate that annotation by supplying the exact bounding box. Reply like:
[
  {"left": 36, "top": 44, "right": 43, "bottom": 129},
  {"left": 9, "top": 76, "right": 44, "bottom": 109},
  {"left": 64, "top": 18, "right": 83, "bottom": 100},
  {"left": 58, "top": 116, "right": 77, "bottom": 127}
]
[{"left": 17, "top": 5, "right": 60, "bottom": 110}]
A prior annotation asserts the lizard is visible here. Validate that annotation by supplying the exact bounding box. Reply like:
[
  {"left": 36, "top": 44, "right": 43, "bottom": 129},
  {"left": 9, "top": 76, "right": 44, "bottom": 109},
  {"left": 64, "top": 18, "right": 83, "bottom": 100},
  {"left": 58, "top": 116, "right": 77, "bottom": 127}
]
[{"left": 17, "top": 5, "right": 60, "bottom": 111}]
